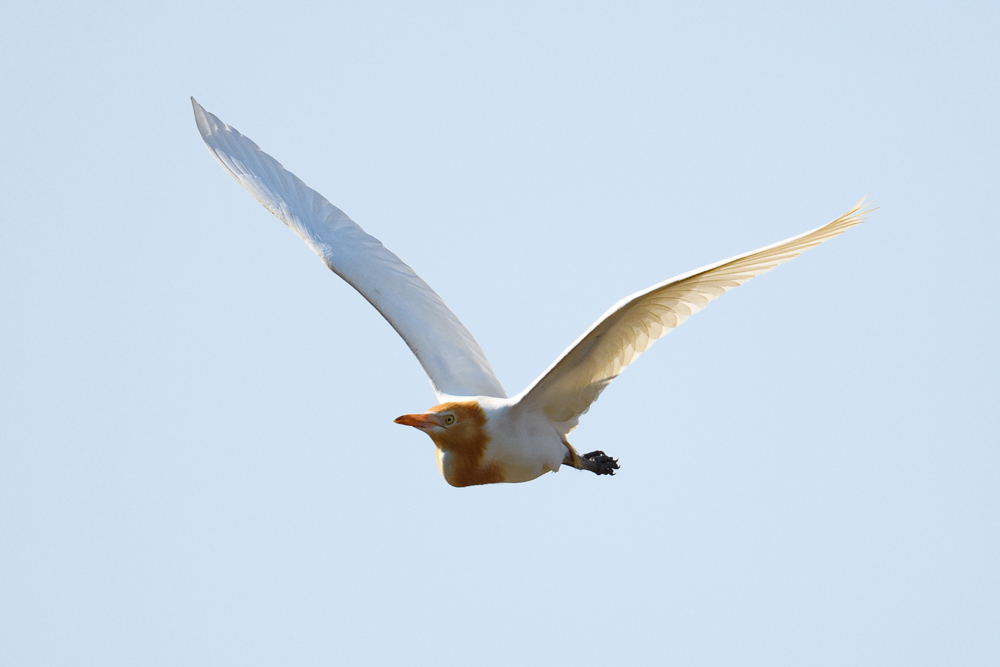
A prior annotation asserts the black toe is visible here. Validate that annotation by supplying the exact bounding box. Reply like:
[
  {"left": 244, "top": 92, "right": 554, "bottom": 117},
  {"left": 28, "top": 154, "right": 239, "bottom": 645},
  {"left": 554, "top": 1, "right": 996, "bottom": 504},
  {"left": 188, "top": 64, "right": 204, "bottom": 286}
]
[{"left": 582, "top": 450, "right": 620, "bottom": 475}]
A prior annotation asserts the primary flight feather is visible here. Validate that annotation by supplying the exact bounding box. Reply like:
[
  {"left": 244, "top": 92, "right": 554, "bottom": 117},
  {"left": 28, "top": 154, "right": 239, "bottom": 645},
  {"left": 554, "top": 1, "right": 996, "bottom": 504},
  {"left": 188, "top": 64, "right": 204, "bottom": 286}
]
[{"left": 193, "top": 98, "right": 871, "bottom": 487}]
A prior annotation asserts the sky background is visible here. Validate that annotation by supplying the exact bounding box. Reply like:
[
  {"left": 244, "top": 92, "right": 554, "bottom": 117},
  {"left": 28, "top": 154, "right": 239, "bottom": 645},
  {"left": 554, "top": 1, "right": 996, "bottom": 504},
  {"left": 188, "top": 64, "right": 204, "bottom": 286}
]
[{"left": 2, "top": 1, "right": 998, "bottom": 665}]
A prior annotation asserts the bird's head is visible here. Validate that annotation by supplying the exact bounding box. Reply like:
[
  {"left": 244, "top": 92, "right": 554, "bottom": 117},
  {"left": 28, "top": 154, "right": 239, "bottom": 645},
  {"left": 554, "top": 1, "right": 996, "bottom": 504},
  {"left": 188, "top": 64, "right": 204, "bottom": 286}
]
[{"left": 393, "top": 400, "right": 488, "bottom": 453}]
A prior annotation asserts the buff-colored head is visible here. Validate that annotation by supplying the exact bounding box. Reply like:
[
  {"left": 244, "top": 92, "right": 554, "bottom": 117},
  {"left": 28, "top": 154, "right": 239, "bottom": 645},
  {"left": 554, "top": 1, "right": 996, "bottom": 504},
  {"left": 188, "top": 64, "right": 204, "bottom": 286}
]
[
  {"left": 394, "top": 401, "right": 504, "bottom": 486},
  {"left": 393, "top": 401, "right": 487, "bottom": 452}
]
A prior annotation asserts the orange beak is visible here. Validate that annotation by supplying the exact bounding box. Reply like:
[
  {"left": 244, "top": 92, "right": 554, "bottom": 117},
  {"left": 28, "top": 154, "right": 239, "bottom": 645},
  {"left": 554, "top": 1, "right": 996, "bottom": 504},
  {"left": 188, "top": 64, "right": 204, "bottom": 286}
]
[{"left": 393, "top": 413, "right": 441, "bottom": 431}]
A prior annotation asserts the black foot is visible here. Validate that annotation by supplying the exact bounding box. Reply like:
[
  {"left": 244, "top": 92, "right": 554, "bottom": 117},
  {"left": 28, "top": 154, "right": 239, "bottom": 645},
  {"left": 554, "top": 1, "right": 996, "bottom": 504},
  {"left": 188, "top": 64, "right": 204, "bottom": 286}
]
[{"left": 583, "top": 450, "right": 620, "bottom": 476}]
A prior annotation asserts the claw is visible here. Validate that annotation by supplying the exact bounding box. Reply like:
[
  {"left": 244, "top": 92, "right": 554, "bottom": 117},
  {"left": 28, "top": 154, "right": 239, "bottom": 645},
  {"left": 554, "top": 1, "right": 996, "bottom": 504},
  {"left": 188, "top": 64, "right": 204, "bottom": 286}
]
[{"left": 582, "top": 450, "right": 620, "bottom": 476}]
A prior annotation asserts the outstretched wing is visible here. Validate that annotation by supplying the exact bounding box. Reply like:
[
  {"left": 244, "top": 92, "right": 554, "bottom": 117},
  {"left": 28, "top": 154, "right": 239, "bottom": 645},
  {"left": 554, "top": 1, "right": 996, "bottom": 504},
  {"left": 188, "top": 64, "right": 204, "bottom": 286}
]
[
  {"left": 515, "top": 200, "right": 872, "bottom": 431},
  {"left": 192, "top": 98, "right": 506, "bottom": 400}
]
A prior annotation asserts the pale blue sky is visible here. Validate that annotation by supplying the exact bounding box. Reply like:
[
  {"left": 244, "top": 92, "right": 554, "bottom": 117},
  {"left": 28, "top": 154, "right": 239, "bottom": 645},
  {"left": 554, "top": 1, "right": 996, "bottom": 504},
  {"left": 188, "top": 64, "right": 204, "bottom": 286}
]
[{"left": 2, "top": 1, "right": 998, "bottom": 665}]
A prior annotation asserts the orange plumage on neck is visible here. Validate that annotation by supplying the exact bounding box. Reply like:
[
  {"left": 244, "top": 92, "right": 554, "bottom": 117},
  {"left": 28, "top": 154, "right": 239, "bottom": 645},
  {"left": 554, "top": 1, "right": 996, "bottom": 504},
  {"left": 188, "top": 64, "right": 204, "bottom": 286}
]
[{"left": 426, "top": 402, "right": 506, "bottom": 487}]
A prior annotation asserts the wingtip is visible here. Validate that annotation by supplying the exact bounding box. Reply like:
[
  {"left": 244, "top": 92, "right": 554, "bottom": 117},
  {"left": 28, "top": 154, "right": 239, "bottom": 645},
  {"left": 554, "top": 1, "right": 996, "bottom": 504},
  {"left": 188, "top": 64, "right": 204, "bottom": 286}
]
[
  {"left": 842, "top": 195, "right": 877, "bottom": 225},
  {"left": 856, "top": 194, "right": 878, "bottom": 220},
  {"left": 191, "top": 97, "right": 213, "bottom": 139}
]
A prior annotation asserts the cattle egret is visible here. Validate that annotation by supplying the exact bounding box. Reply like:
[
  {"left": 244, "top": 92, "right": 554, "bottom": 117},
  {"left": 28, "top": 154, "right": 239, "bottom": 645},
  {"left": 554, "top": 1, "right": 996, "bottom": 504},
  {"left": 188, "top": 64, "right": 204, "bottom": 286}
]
[{"left": 193, "top": 98, "right": 871, "bottom": 487}]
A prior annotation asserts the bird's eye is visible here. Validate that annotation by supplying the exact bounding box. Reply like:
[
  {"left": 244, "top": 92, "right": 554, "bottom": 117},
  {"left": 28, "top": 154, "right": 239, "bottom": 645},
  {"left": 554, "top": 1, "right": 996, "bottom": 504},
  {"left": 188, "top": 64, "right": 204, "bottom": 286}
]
[{"left": 444, "top": 414, "right": 456, "bottom": 425}]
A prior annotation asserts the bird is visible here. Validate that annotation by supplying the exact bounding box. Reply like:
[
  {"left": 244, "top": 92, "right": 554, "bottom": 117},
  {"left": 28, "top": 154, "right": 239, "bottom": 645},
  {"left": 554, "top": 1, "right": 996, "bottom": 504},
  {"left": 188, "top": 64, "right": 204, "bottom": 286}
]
[{"left": 192, "top": 97, "right": 871, "bottom": 487}]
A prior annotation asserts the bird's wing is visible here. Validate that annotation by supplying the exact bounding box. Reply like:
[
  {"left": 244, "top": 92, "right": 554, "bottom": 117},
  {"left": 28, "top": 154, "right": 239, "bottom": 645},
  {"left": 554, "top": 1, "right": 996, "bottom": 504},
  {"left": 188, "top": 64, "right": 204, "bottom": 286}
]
[
  {"left": 515, "top": 200, "right": 872, "bottom": 431},
  {"left": 192, "top": 98, "right": 506, "bottom": 400}
]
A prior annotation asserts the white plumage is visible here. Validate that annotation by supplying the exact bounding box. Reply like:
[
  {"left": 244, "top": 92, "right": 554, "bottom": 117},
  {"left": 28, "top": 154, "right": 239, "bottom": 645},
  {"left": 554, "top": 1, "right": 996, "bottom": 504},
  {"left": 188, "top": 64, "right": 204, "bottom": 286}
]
[
  {"left": 193, "top": 98, "right": 871, "bottom": 486},
  {"left": 192, "top": 101, "right": 504, "bottom": 401}
]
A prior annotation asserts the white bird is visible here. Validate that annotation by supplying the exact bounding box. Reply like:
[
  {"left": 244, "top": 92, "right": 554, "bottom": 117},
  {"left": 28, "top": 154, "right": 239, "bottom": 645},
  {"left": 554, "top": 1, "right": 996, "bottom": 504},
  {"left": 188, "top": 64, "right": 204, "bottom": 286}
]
[{"left": 193, "top": 98, "right": 871, "bottom": 487}]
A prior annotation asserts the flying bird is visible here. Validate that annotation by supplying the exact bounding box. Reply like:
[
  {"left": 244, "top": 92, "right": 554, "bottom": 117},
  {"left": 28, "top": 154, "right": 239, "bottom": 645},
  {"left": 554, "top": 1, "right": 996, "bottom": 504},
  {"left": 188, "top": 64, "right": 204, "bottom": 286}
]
[{"left": 192, "top": 98, "right": 870, "bottom": 487}]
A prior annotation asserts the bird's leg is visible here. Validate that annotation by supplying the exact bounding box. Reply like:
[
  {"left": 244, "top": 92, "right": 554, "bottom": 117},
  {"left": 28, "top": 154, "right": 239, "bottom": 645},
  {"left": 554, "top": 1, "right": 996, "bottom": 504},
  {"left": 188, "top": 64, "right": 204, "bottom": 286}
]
[
  {"left": 561, "top": 438, "right": 619, "bottom": 476},
  {"left": 562, "top": 438, "right": 583, "bottom": 469}
]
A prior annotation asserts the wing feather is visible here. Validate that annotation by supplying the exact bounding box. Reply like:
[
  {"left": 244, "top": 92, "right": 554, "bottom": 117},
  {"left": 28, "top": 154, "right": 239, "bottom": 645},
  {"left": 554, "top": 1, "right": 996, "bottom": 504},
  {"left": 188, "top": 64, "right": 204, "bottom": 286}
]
[
  {"left": 192, "top": 99, "right": 506, "bottom": 400},
  {"left": 516, "top": 200, "right": 872, "bottom": 430}
]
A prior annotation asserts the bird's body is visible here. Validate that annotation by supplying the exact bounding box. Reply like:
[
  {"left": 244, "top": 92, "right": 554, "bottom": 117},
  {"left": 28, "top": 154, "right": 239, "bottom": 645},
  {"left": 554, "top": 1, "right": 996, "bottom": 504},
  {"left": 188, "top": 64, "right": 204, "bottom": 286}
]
[
  {"left": 409, "top": 399, "right": 568, "bottom": 487},
  {"left": 193, "top": 98, "right": 871, "bottom": 487}
]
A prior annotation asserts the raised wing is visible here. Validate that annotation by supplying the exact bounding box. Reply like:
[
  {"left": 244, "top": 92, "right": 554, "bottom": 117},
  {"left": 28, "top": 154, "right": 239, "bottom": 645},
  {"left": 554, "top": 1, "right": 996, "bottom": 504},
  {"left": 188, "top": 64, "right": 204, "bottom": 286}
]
[
  {"left": 192, "top": 98, "right": 506, "bottom": 400},
  {"left": 516, "top": 200, "right": 872, "bottom": 431}
]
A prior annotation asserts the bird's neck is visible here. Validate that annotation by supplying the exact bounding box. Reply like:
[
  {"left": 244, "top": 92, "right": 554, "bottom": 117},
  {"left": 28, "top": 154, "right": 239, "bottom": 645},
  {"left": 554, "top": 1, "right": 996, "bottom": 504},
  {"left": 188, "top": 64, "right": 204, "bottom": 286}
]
[
  {"left": 437, "top": 447, "right": 506, "bottom": 487},
  {"left": 425, "top": 401, "right": 506, "bottom": 487}
]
